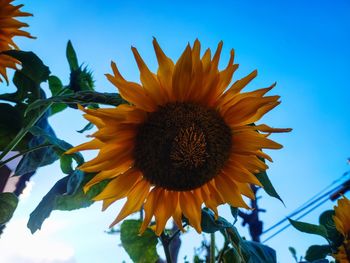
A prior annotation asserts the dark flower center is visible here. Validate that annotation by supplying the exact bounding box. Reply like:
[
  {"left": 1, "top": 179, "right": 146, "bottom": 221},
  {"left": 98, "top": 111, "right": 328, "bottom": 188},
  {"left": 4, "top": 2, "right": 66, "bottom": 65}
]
[{"left": 134, "top": 102, "right": 232, "bottom": 191}]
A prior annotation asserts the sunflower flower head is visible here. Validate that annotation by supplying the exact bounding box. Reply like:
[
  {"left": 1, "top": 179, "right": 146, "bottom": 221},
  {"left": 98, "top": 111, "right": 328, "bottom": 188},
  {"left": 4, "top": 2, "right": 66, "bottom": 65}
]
[
  {"left": 0, "top": 0, "right": 35, "bottom": 83},
  {"left": 67, "top": 39, "right": 291, "bottom": 236},
  {"left": 333, "top": 196, "right": 350, "bottom": 263}
]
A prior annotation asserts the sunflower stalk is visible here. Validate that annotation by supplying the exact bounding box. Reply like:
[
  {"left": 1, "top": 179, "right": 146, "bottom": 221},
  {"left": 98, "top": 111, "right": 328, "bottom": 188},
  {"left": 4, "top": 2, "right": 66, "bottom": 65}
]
[
  {"left": 0, "top": 143, "right": 52, "bottom": 169},
  {"left": 210, "top": 233, "right": 216, "bottom": 263},
  {"left": 0, "top": 89, "right": 67, "bottom": 162},
  {"left": 160, "top": 232, "right": 173, "bottom": 263}
]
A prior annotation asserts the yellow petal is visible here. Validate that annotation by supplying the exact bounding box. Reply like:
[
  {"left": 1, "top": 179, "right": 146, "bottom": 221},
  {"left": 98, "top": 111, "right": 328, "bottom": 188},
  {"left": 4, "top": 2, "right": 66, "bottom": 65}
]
[
  {"left": 172, "top": 44, "right": 192, "bottom": 101},
  {"left": 153, "top": 38, "right": 174, "bottom": 100},
  {"left": 179, "top": 191, "right": 202, "bottom": 233},
  {"left": 65, "top": 139, "right": 104, "bottom": 154},
  {"left": 106, "top": 61, "right": 156, "bottom": 112},
  {"left": 140, "top": 188, "right": 160, "bottom": 234},
  {"left": 131, "top": 46, "right": 167, "bottom": 105},
  {"left": 93, "top": 168, "right": 141, "bottom": 200},
  {"left": 214, "top": 175, "right": 249, "bottom": 209},
  {"left": 154, "top": 189, "right": 176, "bottom": 235},
  {"left": 109, "top": 179, "right": 151, "bottom": 227}
]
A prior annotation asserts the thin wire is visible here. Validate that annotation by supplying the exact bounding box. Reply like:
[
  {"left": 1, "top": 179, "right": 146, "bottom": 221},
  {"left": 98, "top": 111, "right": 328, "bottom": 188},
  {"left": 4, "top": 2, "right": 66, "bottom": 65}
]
[
  {"left": 262, "top": 183, "right": 344, "bottom": 235},
  {"left": 262, "top": 171, "right": 349, "bottom": 235},
  {"left": 262, "top": 192, "right": 331, "bottom": 243}
]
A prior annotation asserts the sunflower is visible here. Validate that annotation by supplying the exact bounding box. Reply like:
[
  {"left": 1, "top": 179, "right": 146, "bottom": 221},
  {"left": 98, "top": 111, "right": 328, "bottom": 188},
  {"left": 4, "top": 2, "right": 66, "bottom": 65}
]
[
  {"left": 0, "top": 0, "right": 34, "bottom": 83},
  {"left": 67, "top": 39, "right": 291, "bottom": 235},
  {"left": 333, "top": 196, "right": 350, "bottom": 263}
]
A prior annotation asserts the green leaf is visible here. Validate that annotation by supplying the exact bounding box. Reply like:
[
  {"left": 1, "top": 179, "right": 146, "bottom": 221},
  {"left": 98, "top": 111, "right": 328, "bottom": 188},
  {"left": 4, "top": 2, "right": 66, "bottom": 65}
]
[
  {"left": 66, "top": 40, "right": 79, "bottom": 71},
  {"left": 230, "top": 206, "right": 239, "bottom": 225},
  {"left": 319, "top": 210, "right": 343, "bottom": 248},
  {"left": 256, "top": 170, "right": 284, "bottom": 204},
  {"left": 48, "top": 76, "right": 63, "bottom": 95},
  {"left": 201, "top": 208, "right": 233, "bottom": 233},
  {"left": 27, "top": 172, "right": 107, "bottom": 233},
  {"left": 55, "top": 175, "right": 108, "bottom": 210},
  {"left": 305, "top": 245, "right": 331, "bottom": 261},
  {"left": 0, "top": 193, "right": 18, "bottom": 225},
  {"left": 0, "top": 103, "right": 24, "bottom": 150},
  {"left": 26, "top": 91, "right": 126, "bottom": 114},
  {"left": 77, "top": 122, "right": 94, "bottom": 133},
  {"left": 60, "top": 154, "right": 73, "bottom": 174},
  {"left": 288, "top": 246, "right": 298, "bottom": 262},
  {"left": 50, "top": 103, "right": 68, "bottom": 115},
  {"left": 29, "top": 126, "right": 84, "bottom": 166},
  {"left": 289, "top": 218, "right": 328, "bottom": 240},
  {"left": 4, "top": 50, "right": 50, "bottom": 84},
  {"left": 222, "top": 248, "right": 242, "bottom": 263},
  {"left": 120, "top": 219, "right": 159, "bottom": 263},
  {"left": 241, "top": 241, "right": 276, "bottom": 263}
]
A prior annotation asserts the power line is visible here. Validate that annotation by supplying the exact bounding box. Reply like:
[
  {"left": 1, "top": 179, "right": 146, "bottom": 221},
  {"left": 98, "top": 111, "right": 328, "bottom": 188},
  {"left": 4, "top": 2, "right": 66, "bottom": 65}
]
[
  {"left": 261, "top": 170, "right": 350, "bottom": 242},
  {"left": 262, "top": 171, "right": 350, "bottom": 237},
  {"left": 262, "top": 191, "right": 331, "bottom": 243}
]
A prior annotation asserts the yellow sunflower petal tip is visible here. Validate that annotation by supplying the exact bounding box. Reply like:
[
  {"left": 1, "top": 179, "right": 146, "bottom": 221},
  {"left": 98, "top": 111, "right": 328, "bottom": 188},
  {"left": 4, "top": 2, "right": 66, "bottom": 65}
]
[
  {"left": 72, "top": 39, "right": 290, "bottom": 235},
  {"left": 0, "top": 0, "right": 34, "bottom": 83}
]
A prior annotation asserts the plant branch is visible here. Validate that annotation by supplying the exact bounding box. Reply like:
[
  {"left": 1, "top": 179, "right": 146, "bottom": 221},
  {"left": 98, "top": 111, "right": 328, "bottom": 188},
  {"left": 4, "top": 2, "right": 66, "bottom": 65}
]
[
  {"left": 210, "top": 233, "right": 215, "bottom": 263},
  {"left": 0, "top": 143, "right": 52, "bottom": 169},
  {"left": 160, "top": 232, "right": 173, "bottom": 263}
]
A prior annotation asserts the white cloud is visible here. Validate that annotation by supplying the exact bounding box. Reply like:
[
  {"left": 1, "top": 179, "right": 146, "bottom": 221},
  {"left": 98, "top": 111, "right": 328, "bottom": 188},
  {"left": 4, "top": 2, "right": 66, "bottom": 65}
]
[{"left": 0, "top": 218, "right": 76, "bottom": 263}]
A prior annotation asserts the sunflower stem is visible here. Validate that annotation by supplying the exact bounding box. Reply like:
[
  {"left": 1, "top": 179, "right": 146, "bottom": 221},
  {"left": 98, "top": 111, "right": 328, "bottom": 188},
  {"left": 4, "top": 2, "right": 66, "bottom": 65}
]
[
  {"left": 0, "top": 89, "right": 68, "bottom": 162},
  {"left": 0, "top": 143, "right": 52, "bottom": 169},
  {"left": 160, "top": 232, "right": 173, "bottom": 263},
  {"left": 210, "top": 232, "right": 215, "bottom": 263}
]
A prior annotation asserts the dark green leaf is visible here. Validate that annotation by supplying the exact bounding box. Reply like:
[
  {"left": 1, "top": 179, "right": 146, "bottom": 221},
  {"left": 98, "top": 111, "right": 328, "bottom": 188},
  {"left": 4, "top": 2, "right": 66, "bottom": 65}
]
[
  {"left": 27, "top": 172, "right": 107, "bottom": 233},
  {"left": 60, "top": 154, "right": 73, "bottom": 174},
  {"left": 55, "top": 175, "right": 108, "bottom": 211},
  {"left": 0, "top": 103, "right": 23, "bottom": 150},
  {"left": 29, "top": 126, "right": 84, "bottom": 166},
  {"left": 0, "top": 193, "right": 18, "bottom": 225},
  {"left": 27, "top": 176, "right": 69, "bottom": 233},
  {"left": 256, "top": 170, "right": 284, "bottom": 204},
  {"left": 201, "top": 208, "right": 233, "bottom": 233},
  {"left": 289, "top": 218, "right": 328, "bottom": 240},
  {"left": 305, "top": 245, "right": 331, "bottom": 261},
  {"left": 319, "top": 210, "right": 343, "bottom": 248},
  {"left": 48, "top": 76, "right": 63, "bottom": 96},
  {"left": 26, "top": 91, "right": 126, "bottom": 114},
  {"left": 66, "top": 170, "right": 84, "bottom": 194},
  {"left": 77, "top": 122, "right": 94, "bottom": 133},
  {"left": 230, "top": 206, "right": 239, "bottom": 225},
  {"left": 242, "top": 241, "right": 276, "bottom": 263},
  {"left": 15, "top": 117, "right": 59, "bottom": 176},
  {"left": 50, "top": 103, "right": 68, "bottom": 115},
  {"left": 223, "top": 227, "right": 276, "bottom": 263},
  {"left": 4, "top": 50, "right": 50, "bottom": 84},
  {"left": 66, "top": 41, "right": 79, "bottom": 71},
  {"left": 288, "top": 246, "right": 298, "bottom": 262},
  {"left": 222, "top": 248, "right": 242, "bottom": 263},
  {"left": 120, "top": 219, "right": 159, "bottom": 263}
]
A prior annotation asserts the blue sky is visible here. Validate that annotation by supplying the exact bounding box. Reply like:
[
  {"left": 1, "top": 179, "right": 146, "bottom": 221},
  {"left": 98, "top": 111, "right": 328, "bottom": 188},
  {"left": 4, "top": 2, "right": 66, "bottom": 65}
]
[{"left": 1, "top": 0, "right": 350, "bottom": 262}]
